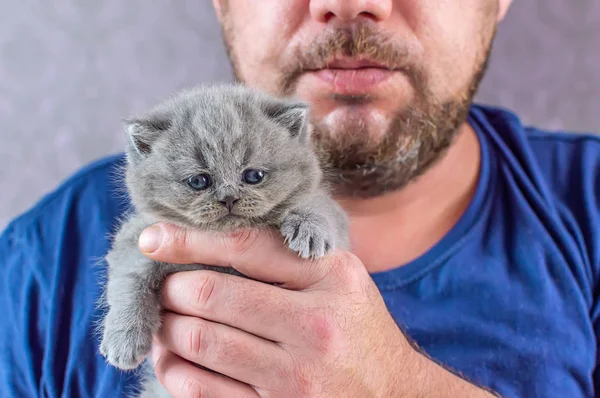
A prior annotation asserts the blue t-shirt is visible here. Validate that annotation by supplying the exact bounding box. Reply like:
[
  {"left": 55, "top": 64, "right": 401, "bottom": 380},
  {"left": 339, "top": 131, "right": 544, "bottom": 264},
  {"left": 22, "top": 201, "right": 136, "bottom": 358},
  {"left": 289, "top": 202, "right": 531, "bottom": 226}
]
[{"left": 1, "top": 104, "right": 600, "bottom": 398}]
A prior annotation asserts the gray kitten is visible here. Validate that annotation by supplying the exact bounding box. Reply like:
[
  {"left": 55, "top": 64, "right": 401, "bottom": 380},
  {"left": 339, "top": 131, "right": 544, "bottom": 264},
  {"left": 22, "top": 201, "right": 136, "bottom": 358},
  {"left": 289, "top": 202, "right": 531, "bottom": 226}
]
[{"left": 98, "top": 83, "right": 349, "bottom": 397}]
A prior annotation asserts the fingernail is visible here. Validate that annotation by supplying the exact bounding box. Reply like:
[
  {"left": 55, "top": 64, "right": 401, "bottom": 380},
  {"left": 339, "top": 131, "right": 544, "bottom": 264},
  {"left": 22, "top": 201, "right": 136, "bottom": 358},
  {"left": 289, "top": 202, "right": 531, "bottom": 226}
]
[{"left": 139, "top": 225, "right": 162, "bottom": 253}]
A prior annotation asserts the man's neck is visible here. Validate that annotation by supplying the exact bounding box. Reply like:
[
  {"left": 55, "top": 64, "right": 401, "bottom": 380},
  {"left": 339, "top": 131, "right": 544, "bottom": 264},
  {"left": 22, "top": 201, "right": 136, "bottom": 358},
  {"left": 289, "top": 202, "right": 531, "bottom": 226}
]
[{"left": 335, "top": 122, "right": 481, "bottom": 273}]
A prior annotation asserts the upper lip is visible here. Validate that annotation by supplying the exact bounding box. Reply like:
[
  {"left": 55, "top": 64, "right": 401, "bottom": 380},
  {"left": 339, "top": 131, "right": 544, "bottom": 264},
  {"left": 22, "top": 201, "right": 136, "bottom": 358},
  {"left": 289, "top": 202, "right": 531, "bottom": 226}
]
[{"left": 313, "top": 57, "right": 393, "bottom": 70}]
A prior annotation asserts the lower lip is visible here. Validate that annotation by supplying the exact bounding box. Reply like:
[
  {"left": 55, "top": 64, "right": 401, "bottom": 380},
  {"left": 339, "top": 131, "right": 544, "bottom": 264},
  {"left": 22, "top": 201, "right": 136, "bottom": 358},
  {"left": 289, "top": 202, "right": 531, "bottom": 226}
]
[{"left": 310, "top": 68, "right": 395, "bottom": 95}]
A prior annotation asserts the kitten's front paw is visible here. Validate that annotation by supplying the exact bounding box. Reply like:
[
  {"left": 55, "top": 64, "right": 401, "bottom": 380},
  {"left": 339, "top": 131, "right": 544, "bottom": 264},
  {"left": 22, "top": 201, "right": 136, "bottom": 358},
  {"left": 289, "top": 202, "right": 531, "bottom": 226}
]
[
  {"left": 100, "top": 324, "right": 152, "bottom": 370},
  {"left": 281, "top": 212, "right": 334, "bottom": 259}
]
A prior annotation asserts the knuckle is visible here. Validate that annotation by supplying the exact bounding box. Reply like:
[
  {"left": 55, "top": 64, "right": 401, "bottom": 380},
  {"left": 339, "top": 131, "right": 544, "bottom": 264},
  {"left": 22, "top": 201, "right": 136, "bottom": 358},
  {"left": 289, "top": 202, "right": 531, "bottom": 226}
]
[
  {"left": 180, "top": 375, "right": 205, "bottom": 398},
  {"left": 304, "top": 308, "right": 339, "bottom": 352},
  {"left": 152, "top": 346, "right": 206, "bottom": 398},
  {"left": 185, "top": 321, "right": 210, "bottom": 359},
  {"left": 225, "top": 228, "right": 259, "bottom": 257},
  {"left": 190, "top": 274, "right": 218, "bottom": 313},
  {"left": 327, "top": 251, "right": 364, "bottom": 289},
  {"left": 328, "top": 251, "right": 350, "bottom": 273}
]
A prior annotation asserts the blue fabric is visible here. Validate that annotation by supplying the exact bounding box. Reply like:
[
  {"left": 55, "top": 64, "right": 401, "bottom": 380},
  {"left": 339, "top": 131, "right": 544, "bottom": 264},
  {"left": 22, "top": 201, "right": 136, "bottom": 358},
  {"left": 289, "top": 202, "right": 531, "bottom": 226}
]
[{"left": 1, "top": 104, "right": 599, "bottom": 397}]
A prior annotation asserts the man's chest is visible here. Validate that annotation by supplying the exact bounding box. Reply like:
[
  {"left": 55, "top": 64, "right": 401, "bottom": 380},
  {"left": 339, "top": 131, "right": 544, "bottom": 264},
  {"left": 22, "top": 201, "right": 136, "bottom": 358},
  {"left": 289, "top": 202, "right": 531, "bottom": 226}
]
[{"left": 377, "top": 247, "right": 596, "bottom": 398}]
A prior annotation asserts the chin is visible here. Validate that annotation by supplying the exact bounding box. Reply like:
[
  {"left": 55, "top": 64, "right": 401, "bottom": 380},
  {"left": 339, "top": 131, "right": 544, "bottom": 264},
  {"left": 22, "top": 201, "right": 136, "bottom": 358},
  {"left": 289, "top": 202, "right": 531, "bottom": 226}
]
[
  {"left": 314, "top": 104, "right": 392, "bottom": 141},
  {"left": 296, "top": 93, "right": 408, "bottom": 142}
]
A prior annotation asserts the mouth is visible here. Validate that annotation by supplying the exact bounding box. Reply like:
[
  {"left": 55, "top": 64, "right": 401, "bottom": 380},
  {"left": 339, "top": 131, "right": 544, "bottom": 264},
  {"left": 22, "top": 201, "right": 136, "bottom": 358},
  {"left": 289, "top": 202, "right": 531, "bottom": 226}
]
[{"left": 304, "top": 57, "right": 402, "bottom": 96}]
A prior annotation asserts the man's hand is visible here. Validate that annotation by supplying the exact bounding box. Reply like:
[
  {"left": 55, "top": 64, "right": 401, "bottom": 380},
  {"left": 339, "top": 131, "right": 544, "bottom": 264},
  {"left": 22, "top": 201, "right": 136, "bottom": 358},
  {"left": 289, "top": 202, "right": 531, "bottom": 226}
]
[{"left": 139, "top": 223, "right": 496, "bottom": 397}]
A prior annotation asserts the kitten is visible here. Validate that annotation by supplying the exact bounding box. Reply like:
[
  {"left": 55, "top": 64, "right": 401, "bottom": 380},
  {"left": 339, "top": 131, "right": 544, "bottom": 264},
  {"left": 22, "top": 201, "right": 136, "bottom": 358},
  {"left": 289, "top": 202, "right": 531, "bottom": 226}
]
[{"left": 98, "top": 83, "right": 349, "bottom": 397}]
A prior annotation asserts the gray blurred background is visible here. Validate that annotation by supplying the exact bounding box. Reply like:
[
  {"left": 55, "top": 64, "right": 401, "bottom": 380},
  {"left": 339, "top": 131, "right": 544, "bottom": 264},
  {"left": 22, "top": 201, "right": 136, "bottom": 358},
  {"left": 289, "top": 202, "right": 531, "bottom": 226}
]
[{"left": 1, "top": 0, "right": 599, "bottom": 229}]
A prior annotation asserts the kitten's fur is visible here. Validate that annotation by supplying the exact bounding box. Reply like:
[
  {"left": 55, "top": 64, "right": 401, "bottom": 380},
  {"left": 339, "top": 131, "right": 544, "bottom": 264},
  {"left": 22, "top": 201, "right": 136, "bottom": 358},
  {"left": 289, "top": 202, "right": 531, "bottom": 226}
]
[{"left": 98, "top": 84, "right": 349, "bottom": 397}]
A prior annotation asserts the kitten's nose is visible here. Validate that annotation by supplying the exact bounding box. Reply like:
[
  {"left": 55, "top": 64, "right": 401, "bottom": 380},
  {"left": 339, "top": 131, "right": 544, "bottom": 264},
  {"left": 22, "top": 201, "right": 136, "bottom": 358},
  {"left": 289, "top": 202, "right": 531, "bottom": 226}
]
[{"left": 219, "top": 195, "right": 239, "bottom": 212}]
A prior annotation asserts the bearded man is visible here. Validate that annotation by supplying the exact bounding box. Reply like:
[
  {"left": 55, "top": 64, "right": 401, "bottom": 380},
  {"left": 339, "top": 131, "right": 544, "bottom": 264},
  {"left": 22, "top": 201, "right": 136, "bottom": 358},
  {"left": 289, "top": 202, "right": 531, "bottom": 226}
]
[{"left": 2, "top": 1, "right": 600, "bottom": 397}]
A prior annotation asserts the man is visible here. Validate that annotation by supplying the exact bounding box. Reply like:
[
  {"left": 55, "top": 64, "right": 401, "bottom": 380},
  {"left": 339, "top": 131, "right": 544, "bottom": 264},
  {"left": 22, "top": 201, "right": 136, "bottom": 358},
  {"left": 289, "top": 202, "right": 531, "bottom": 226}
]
[{"left": 1, "top": 0, "right": 599, "bottom": 396}]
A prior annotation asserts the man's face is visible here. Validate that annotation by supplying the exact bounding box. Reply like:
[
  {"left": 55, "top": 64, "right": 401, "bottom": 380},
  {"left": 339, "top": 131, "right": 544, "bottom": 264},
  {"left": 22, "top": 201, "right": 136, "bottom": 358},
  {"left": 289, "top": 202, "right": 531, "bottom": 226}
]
[{"left": 213, "top": 0, "right": 507, "bottom": 197}]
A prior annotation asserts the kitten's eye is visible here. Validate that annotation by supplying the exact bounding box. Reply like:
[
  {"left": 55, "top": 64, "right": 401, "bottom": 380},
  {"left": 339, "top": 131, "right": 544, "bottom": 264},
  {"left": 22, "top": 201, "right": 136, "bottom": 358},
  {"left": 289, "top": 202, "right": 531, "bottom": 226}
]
[
  {"left": 242, "top": 169, "right": 265, "bottom": 185},
  {"left": 187, "top": 174, "right": 212, "bottom": 190}
]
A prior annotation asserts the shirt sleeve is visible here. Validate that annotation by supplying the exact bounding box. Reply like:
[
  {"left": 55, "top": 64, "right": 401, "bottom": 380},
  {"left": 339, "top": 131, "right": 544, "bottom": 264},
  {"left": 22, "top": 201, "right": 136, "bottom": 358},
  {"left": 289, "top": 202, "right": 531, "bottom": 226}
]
[
  {"left": 576, "top": 141, "right": 600, "bottom": 397},
  {"left": 0, "top": 221, "right": 47, "bottom": 397},
  {"left": 0, "top": 205, "right": 138, "bottom": 397},
  {"left": 0, "top": 155, "right": 141, "bottom": 397}
]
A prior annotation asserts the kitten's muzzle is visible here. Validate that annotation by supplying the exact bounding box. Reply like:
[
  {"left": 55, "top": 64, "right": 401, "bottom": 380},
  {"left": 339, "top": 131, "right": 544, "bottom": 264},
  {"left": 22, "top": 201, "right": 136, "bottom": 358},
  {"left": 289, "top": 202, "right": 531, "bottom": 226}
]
[{"left": 218, "top": 195, "right": 239, "bottom": 212}]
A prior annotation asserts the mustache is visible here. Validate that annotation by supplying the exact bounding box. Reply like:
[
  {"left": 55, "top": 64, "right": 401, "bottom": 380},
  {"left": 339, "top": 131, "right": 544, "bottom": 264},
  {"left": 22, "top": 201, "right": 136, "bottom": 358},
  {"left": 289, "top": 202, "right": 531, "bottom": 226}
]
[{"left": 280, "top": 23, "right": 423, "bottom": 95}]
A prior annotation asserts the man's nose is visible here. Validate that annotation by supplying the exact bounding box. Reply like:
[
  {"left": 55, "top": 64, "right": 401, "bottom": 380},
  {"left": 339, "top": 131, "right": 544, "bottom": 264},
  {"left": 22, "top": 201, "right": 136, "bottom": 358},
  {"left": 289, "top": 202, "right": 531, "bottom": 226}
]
[{"left": 310, "top": 0, "right": 392, "bottom": 23}]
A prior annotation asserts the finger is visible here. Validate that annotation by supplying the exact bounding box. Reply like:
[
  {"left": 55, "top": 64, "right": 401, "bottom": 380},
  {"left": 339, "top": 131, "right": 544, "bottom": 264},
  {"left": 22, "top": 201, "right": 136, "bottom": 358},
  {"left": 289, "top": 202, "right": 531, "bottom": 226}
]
[
  {"left": 138, "top": 222, "right": 330, "bottom": 288},
  {"left": 162, "top": 269, "right": 309, "bottom": 343},
  {"left": 151, "top": 343, "right": 259, "bottom": 398},
  {"left": 157, "top": 312, "right": 287, "bottom": 390}
]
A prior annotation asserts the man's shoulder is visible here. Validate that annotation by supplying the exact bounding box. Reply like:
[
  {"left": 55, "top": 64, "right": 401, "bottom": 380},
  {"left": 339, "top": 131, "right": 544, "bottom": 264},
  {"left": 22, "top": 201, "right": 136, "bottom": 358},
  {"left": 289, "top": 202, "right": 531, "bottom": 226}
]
[
  {"left": 473, "top": 103, "right": 600, "bottom": 275},
  {"left": 1, "top": 153, "right": 129, "bottom": 253},
  {"left": 473, "top": 104, "right": 600, "bottom": 217},
  {"left": 524, "top": 126, "right": 600, "bottom": 177},
  {"left": 472, "top": 103, "right": 600, "bottom": 190},
  {"left": 0, "top": 152, "right": 138, "bottom": 398},
  {"left": 473, "top": 102, "right": 600, "bottom": 149},
  {"left": 524, "top": 125, "right": 600, "bottom": 202}
]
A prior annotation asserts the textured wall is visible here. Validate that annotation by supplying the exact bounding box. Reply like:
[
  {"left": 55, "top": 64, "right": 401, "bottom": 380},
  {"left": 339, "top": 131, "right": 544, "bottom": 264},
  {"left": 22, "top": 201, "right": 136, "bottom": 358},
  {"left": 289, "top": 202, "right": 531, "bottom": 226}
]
[{"left": 1, "top": 0, "right": 599, "bottom": 228}]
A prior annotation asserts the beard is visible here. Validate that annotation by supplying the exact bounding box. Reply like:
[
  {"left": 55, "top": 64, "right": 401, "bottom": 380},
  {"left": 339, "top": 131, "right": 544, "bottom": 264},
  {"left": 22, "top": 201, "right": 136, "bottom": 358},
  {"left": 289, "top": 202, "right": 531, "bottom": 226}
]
[{"left": 220, "top": 20, "right": 494, "bottom": 198}]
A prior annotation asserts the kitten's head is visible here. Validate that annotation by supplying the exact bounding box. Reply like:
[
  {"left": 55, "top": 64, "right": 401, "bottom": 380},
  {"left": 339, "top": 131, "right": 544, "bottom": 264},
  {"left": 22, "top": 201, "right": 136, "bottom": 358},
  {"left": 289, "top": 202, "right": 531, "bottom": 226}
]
[{"left": 123, "top": 84, "right": 322, "bottom": 231}]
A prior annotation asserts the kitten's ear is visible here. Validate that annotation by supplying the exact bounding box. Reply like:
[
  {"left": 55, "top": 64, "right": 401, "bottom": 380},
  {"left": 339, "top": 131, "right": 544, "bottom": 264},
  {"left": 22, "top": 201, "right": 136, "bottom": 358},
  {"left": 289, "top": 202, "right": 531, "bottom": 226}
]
[
  {"left": 123, "top": 113, "right": 172, "bottom": 162},
  {"left": 263, "top": 100, "right": 310, "bottom": 142}
]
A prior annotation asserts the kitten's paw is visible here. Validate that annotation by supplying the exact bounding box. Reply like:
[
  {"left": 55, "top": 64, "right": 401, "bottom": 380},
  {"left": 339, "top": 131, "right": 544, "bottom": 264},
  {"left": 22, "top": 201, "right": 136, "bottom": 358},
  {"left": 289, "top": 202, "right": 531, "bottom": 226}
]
[
  {"left": 100, "top": 324, "right": 152, "bottom": 370},
  {"left": 281, "top": 212, "right": 334, "bottom": 259}
]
